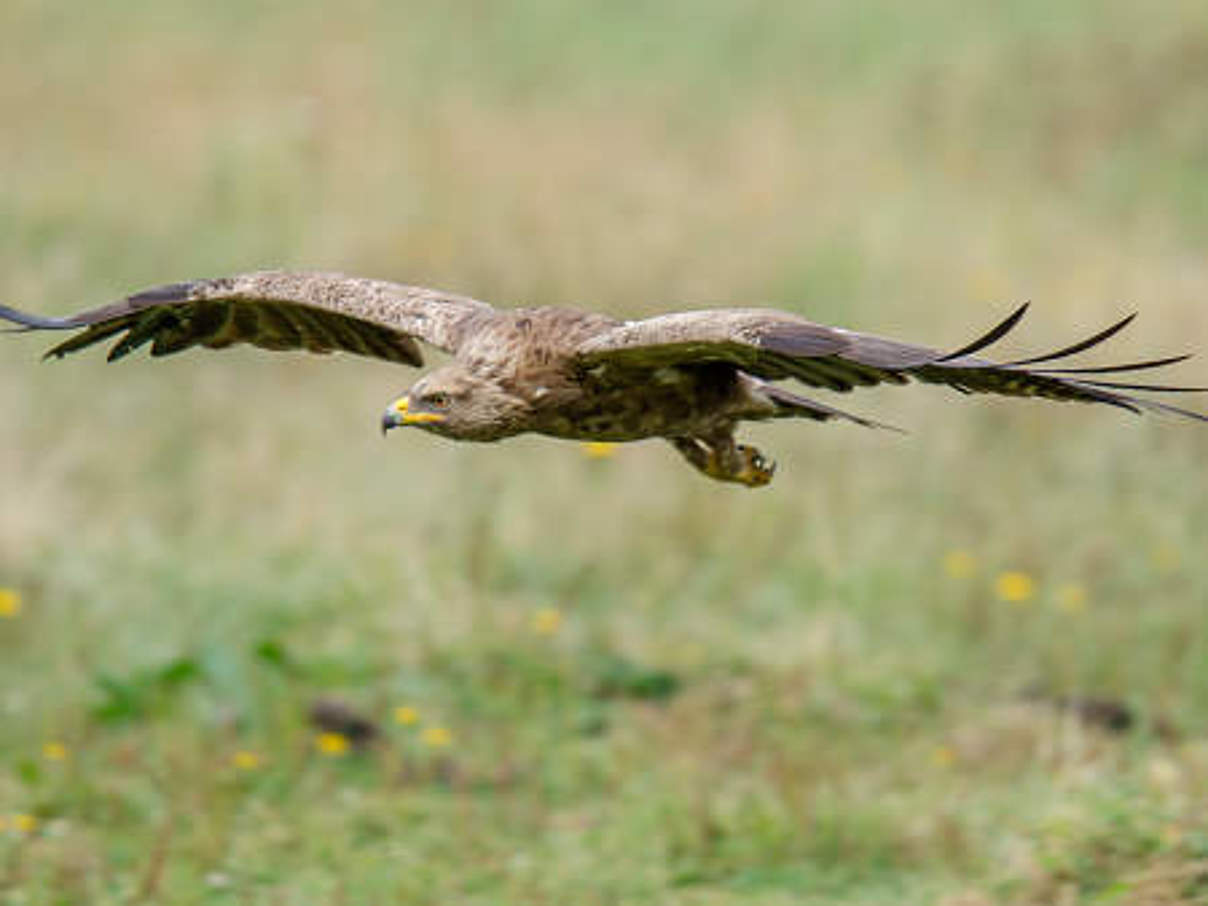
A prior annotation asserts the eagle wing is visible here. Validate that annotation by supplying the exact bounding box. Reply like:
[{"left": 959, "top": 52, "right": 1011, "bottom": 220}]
[
  {"left": 0, "top": 270, "right": 493, "bottom": 366},
  {"left": 574, "top": 305, "right": 1208, "bottom": 421}
]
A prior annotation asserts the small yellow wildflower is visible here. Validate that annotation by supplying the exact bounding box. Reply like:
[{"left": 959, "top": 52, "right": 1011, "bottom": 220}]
[
  {"left": 1161, "top": 823, "right": 1183, "bottom": 848},
  {"left": 580, "top": 442, "right": 618, "bottom": 460},
  {"left": 42, "top": 741, "right": 68, "bottom": 762},
  {"left": 421, "top": 726, "right": 452, "bottom": 748},
  {"left": 12, "top": 814, "right": 36, "bottom": 834},
  {"left": 1152, "top": 544, "right": 1181, "bottom": 574},
  {"left": 932, "top": 745, "right": 956, "bottom": 767},
  {"left": 394, "top": 705, "right": 420, "bottom": 726},
  {"left": 0, "top": 588, "right": 22, "bottom": 618},
  {"left": 1055, "top": 583, "right": 1087, "bottom": 613},
  {"left": 942, "top": 550, "right": 977, "bottom": 579},
  {"left": 315, "top": 732, "right": 350, "bottom": 756},
  {"left": 995, "top": 571, "right": 1035, "bottom": 604},
  {"left": 232, "top": 750, "right": 261, "bottom": 771},
  {"left": 531, "top": 607, "right": 563, "bottom": 636}
]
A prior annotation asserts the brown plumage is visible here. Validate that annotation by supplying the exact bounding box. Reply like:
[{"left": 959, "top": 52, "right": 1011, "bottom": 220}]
[{"left": 2, "top": 270, "right": 1205, "bottom": 487}]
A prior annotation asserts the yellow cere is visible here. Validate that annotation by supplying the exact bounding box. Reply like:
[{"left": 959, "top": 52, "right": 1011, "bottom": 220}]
[
  {"left": 0, "top": 588, "right": 22, "bottom": 618},
  {"left": 1056, "top": 583, "right": 1087, "bottom": 613},
  {"left": 316, "top": 732, "right": 350, "bottom": 756},
  {"left": 232, "top": 750, "right": 262, "bottom": 770},
  {"left": 42, "top": 741, "right": 68, "bottom": 762},
  {"left": 394, "top": 396, "right": 410, "bottom": 413},
  {"left": 421, "top": 726, "right": 452, "bottom": 748},
  {"left": 531, "top": 607, "right": 563, "bottom": 636},
  {"left": 394, "top": 705, "right": 420, "bottom": 726},
  {"left": 581, "top": 442, "right": 618, "bottom": 459},
  {"left": 995, "top": 571, "right": 1035, "bottom": 604},
  {"left": 942, "top": 550, "right": 977, "bottom": 579}
]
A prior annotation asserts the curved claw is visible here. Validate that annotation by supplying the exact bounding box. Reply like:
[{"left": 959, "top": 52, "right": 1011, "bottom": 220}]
[{"left": 736, "top": 444, "right": 777, "bottom": 488}]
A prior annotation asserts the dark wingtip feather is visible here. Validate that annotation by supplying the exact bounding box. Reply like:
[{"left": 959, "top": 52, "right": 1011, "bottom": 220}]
[
  {"left": 1037, "top": 353, "right": 1193, "bottom": 376},
  {"left": 41, "top": 317, "right": 136, "bottom": 361},
  {"left": 1120, "top": 395, "right": 1208, "bottom": 423},
  {"left": 0, "top": 303, "right": 74, "bottom": 331},
  {"left": 1064, "top": 377, "right": 1208, "bottom": 423},
  {"left": 1077, "top": 379, "right": 1208, "bottom": 393},
  {"left": 106, "top": 324, "right": 158, "bottom": 362},
  {"left": 937, "top": 302, "right": 1030, "bottom": 362},
  {"left": 1005, "top": 313, "right": 1137, "bottom": 367}
]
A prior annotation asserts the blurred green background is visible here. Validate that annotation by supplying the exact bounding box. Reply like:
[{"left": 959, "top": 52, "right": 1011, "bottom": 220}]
[{"left": 2, "top": 1, "right": 1208, "bottom": 902}]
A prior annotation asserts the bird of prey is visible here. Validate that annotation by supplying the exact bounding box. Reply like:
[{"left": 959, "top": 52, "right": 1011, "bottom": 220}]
[{"left": 2, "top": 270, "right": 1204, "bottom": 487}]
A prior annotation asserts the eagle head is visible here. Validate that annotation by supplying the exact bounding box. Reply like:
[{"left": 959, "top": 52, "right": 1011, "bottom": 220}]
[{"left": 382, "top": 365, "right": 528, "bottom": 442}]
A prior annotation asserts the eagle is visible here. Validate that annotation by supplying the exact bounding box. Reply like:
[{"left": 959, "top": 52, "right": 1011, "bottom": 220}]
[{"left": 2, "top": 270, "right": 1204, "bottom": 487}]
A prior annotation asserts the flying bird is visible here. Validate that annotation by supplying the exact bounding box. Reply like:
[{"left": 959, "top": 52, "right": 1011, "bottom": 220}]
[{"left": 2, "top": 270, "right": 1204, "bottom": 487}]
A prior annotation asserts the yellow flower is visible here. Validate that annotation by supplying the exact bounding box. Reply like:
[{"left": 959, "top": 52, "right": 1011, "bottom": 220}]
[
  {"left": 0, "top": 816, "right": 6, "bottom": 832},
  {"left": 315, "top": 732, "right": 350, "bottom": 756},
  {"left": 1162, "top": 823, "right": 1183, "bottom": 848},
  {"left": 232, "top": 750, "right": 261, "bottom": 770},
  {"left": 1055, "top": 583, "right": 1087, "bottom": 613},
  {"left": 995, "top": 571, "right": 1035, "bottom": 604},
  {"left": 421, "top": 726, "right": 452, "bottom": 748},
  {"left": 531, "top": 607, "right": 563, "bottom": 636},
  {"left": 932, "top": 745, "right": 956, "bottom": 767},
  {"left": 42, "top": 741, "right": 68, "bottom": 762},
  {"left": 394, "top": 705, "right": 420, "bottom": 726},
  {"left": 12, "top": 814, "right": 35, "bottom": 834},
  {"left": 0, "top": 588, "right": 22, "bottom": 618},
  {"left": 580, "top": 442, "right": 618, "bottom": 460},
  {"left": 942, "top": 550, "right": 977, "bottom": 579},
  {"left": 1152, "top": 544, "right": 1180, "bottom": 574}
]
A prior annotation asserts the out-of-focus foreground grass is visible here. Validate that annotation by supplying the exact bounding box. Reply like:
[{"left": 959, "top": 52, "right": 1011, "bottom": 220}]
[{"left": 2, "top": 2, "right": 1208, "bottom": 902}]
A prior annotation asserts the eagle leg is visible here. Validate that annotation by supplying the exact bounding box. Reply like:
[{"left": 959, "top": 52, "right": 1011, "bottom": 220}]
[{"left": 668, "top": 432, "right": 776, "bottom": 488}]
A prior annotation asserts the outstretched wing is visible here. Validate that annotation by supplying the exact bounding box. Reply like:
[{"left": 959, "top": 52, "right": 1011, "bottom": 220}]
[
  {"left": 0, "top": 270, "right": 493, "bottom": 366},
  {"left": 574, "top": 305, "right": 1208, "bottom": 421}
]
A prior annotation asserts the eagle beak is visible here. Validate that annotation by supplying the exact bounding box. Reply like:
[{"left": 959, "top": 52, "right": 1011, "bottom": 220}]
[{"left": 381, "top": 395, "right": 446, "bottom": 435}]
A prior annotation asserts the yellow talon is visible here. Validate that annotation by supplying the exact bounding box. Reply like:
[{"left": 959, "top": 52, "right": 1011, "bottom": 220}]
[{"left": 735, "top": 445, "right": 776, "bottom": 487}]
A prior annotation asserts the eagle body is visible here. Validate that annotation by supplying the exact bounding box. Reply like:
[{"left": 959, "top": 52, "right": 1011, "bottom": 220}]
[
  {"left": 536, "top": 361, "right": 762, "bottom": 443},
  {"left": 397, "top": 305, "right": 771, "bottom": 444},
  {"left": 2, "top": 270, "right": 1204, "bottom": 487}
]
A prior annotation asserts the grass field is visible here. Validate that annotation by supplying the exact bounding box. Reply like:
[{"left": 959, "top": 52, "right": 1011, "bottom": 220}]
[{"left": 3, "top": 2, "right": 1208, "bottom": 902}]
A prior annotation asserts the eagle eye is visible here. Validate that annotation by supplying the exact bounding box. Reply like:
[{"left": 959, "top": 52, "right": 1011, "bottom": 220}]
[{"left": 425, "top": 391, "right": 452, "bottom": 410}]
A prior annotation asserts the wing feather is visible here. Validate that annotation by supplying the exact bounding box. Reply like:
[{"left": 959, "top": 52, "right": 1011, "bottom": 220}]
[
  {"left": 935, "top": 303, "right": 1031, "bottom": 362},
  {"left": 0, "top": 270, "right": 493, "bottom": 366},
  {"left": 1003, "top": 313, "right": 1136, "bottom": 366},
  {"left": 1037, "top": 353, "right": 1192, "bottom": 375},
  {"left": 575, "top": 306, "right": 1207, "bottom": 422}
]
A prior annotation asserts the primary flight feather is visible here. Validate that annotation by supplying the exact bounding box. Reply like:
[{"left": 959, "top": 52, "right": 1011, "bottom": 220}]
[{"left": 2, "top": 270, "right": 1204, "bottom": 487}]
